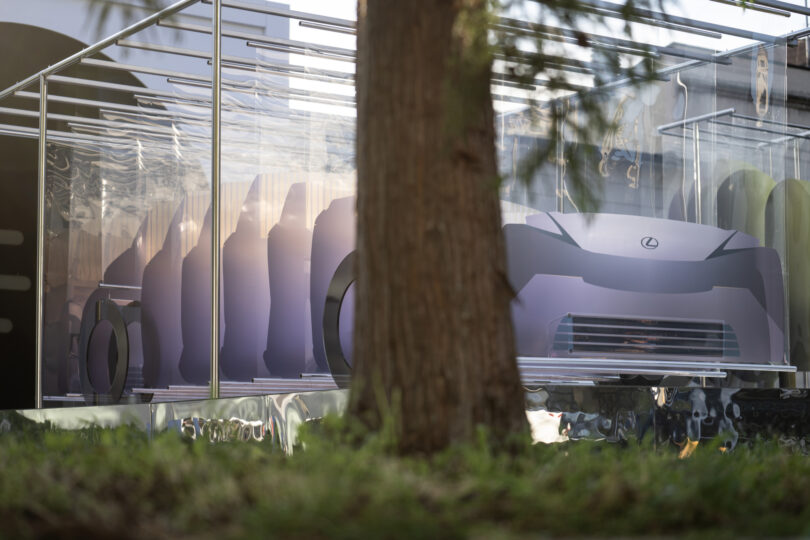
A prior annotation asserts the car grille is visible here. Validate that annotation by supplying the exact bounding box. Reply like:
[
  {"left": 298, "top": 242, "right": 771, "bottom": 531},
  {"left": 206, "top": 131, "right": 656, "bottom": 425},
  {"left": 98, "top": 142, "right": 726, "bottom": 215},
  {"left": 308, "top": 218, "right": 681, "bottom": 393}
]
[{"left": 552, "top": 315, "right": 740, "bottom": 358}]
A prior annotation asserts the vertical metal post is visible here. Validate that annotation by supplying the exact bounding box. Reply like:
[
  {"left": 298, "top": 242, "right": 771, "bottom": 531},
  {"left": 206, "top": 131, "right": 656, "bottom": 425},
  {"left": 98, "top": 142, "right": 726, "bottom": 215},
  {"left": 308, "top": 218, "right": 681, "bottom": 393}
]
[
  {"left": 794, "top": 138, "right": 801, "bottom": 180},
  {"left": 785, "top": 140, "right": 794, "bottom": 384},
  {"left": 210, "top": 0, "right": 221, "bottom": 399},
  {"left": 556, "top": 115, "right": 564, "bottom": 213},
  {"left": 35, "top": 75, "right": 47, "bottom": 409},
  {"left": 692, "top": 123, "right": 702, "bottom": 224}
]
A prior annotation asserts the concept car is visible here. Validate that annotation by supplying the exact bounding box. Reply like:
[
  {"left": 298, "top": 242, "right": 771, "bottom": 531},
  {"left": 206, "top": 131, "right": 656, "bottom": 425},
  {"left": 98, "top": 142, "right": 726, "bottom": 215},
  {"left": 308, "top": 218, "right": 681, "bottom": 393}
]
[{"left": 504, "top": 212, "right": 785, "bottom": 367}]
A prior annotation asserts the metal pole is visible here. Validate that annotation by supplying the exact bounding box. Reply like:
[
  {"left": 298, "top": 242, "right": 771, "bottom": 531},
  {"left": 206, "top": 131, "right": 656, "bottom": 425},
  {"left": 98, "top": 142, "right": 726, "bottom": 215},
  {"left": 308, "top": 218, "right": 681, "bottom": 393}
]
[
  {"left": 556, "top": 115, "right": 564, "bottom": 213},
  {"left": 693, "top": 123, "right": 702, "bottom": 224},
  {"left": 708, "top": 0, "right": 790, "bottom": 17},
  {"left": 657, "top": 108, "right": 735, "bottom": 133},
  {"left": 210, "top": 0, "right": 221, "bottom": 400},
  {"left": 794, "top": 138, "right": 801, "bottom": 180},
  {"left": 35, "top": 75, "right": 47, "bottom": 409}
]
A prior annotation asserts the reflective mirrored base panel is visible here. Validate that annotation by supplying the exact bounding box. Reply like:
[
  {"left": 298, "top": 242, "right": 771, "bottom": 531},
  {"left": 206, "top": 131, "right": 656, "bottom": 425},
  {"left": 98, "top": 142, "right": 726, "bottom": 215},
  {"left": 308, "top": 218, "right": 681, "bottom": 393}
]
[{"left": 7, "top": 386, "right": 810, "bottom": 453}]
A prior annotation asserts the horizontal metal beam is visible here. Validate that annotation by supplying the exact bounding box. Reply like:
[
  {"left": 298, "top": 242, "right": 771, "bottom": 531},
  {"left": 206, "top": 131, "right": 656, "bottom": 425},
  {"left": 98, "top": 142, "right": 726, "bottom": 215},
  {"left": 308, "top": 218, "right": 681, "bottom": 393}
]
[
  {"left": 246, "top": 40, "right": 353, "bottom": 63},
  {"left": 217, "top": 59, "right": 354, "bottom": 86},
  {"left": 116, "top": 40, "right": 355, "bottom": 82},
  {"left": 576, "top": 0, "right": 782, "bottom": 43},
  {"left": 0, "top": 122, "right": 152, "bottom": 150},
  {"left": 504, "top": 12, "right": 720, "bottom": 41},
  {"left": 67, "top": 123, "right": 207, "bottom": 146},
  {"left": 658, "top": 125, "right": 770, "bottom": 148},
  {"left": 496, "top": 19, "right": 731, "bottom": 65},
  {"left": 746, "top": 0, "right": 810, "bottom": 16},
  {"left": 48, "top": 74, "right": 209, "bottom": 103},
  {"left": 733, "top": 113, "right": 810, "bottom": 132},
  {"left": 586, "top": 6, "right": 726, "bottom": 39},
  {"left": 201, "top": 0, "right": 355, "bottom": 30},
  {"left": 81, "top": 57, "right": 207, "bottom": 83},
  {"left": 520, "top": 365, "right": 728, "bottom": 378},
  {"left": 288, "top": 6, "right": 725, "bottom": 43},
  {"left": 756, "top": 129, "right": 810, "bottom": 147},
  {"left": 0, "top": 117, "right": 331, "bottom": 164},
  {"left": 103, "top": 109, "right": 355, "bottom": 143},
  {"left": 0, "top": 106, "right": 185, "bottom": 139},
  {"left": 294, "top": 5, "right": 730, "bottom": 42},
  {"left": 140, "top": 84, "right": 498, "bottom": 110},
  {"left": 48, "top": 73, "right": 356, "bottom": 111},
  {"left": 0, "top": 0, "right": 200, "bottom": 102},
  {"left": 14, "top": 90, "right": 197, "bottom": 120},
  {"left": 709, "top": 0, "right": 791, "bottom": 17},
  {"left": 712, "top": 118, "right": 810, "bottom": 141},
  {"left": 491, "top": 73, "right": 590, "bottom": 93},
  {"left": 497, "top": 52, "right": 669, "bottom": 82},
  {"left": 157, "top": 19, "right": 355, "bottom": 61},
  {"left": 518, "top": 357, "right": 797, "bottom": 373},
  {"left": 99, "top": 282, "right": 142, "bottom": 290},
  {"left": 165, "top": 76, "right": 356, "bottom": 105},
  {"left": 65, "top": 122, "right": 333, "bottom": 160},
  {"left": 133, "top": 96, "right": 357, "bottom": 134},
  {"left": 66, "top": 120, "right": 193, "bottom": 140},
  {"left": 297, "top": 20, "right": 357, "bottom": 35},
  {"left": 657, "top": 108, "right": 735, "bottom": 132}
]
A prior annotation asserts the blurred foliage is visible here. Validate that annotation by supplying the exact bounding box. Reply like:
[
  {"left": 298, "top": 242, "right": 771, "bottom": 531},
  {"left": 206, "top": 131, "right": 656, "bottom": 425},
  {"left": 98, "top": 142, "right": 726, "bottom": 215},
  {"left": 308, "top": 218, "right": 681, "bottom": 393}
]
[
  {"left": 87, "top": 0, "right": 168, "bottom": 40},
  {"left": 1, "top": 419, "right": 810, "bottom": 538},
  {"left": 491, "top": 0, "right": 671, "bottom": 212},
  {"left": 86, "top": 0, "right": 181, "bottom": 49}
]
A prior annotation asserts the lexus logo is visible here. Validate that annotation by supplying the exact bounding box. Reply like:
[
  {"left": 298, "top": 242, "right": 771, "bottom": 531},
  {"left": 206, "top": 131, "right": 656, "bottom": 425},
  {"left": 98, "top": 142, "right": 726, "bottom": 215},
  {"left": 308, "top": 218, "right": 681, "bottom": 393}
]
[{"left": 641, "top": 236, "right": 659, "bottom": 249}]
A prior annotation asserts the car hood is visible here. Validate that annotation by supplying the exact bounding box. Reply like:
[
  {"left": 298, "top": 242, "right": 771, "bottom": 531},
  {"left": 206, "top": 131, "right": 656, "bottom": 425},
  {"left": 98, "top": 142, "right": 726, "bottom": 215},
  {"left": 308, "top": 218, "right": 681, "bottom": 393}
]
[{"left": 525, "top": 212, "right": 760, "bottom": 261}]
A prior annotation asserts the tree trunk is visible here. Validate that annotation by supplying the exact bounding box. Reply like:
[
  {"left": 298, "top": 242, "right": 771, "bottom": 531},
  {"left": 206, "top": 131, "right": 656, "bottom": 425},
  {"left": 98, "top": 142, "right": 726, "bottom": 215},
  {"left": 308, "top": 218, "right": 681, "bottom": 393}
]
[{"left": 352, "top": 0, "right": 527, "bottom": 454}]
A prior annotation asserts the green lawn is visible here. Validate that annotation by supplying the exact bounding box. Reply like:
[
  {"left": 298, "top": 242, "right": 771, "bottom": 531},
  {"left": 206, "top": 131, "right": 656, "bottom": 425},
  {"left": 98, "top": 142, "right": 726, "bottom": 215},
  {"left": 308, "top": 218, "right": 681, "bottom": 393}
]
[{"left": 0, "top": 419, "right": 808, "bottom": 539}]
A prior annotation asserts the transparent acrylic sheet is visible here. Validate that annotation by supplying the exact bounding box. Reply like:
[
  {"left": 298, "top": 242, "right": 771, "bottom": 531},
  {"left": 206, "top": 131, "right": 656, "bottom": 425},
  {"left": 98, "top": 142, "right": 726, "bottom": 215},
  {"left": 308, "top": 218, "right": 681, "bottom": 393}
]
[
  {"left": 495, "top": 39, "right": 792, "bottom": 385},
  {"left": 216, "top": 2, "right": 356, "bottom": 398},
  {"left": 37, "top": 1, "right": 809, "bottom": 408},
  {"left": 40, "top": 1, "right": 361, "bottom": 405},
  {"left": 40, "top": 15, "right": 213, "bottom": 404}
]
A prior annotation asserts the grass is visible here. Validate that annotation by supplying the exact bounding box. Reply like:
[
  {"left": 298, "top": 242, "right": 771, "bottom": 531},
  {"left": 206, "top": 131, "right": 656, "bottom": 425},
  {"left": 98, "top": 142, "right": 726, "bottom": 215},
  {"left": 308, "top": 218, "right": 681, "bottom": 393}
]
[{"left": 0, "top": 418, "right": 809, "bottom": 539}]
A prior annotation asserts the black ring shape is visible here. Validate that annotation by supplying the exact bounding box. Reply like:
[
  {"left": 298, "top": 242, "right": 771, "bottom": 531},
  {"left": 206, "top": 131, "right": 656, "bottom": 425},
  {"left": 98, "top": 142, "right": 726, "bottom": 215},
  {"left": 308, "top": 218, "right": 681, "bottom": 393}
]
[
  {"left": 322, "top": 251, "right": 355, "bottom": 387},
  {"left": 78, "top": 298, "right": 137, "bottom": 405}
]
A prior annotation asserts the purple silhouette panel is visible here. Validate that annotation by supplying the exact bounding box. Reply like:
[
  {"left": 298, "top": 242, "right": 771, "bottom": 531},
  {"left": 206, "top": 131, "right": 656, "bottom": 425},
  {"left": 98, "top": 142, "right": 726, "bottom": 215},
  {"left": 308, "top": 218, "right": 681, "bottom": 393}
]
[
  {"left": 221, "top": 177, "right": 271, "bottom": 380},
  {"left": 310, "top": 196, "right": 355, "bottom": 371},
  {"left": 263, "top": 183, "right": 311, "bottom": 377},
  {"left": 141, "top": 200, "right": 185, "bottom": 387},
  {"left": 178, "top": 206, "right": 224, "bottom": 385}
]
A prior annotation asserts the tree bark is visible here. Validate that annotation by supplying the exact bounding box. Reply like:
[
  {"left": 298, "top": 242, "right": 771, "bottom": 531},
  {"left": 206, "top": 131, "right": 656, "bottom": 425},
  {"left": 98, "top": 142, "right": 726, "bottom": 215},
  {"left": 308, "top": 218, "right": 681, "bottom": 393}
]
[{"left": 352, "top": 0, "right": 527, "bottom": 454}]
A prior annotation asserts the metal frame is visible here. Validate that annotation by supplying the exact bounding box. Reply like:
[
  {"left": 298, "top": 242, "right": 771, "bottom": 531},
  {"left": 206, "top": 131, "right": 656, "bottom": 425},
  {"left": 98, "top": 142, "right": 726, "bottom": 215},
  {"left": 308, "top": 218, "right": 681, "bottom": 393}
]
[
  {"left": 709, "top": 0, "right": 791, "bottom": 17},
  {"left": 518, "top": 357, "right": 797, "bottom": 374},
  {"left": 34, "top": 76, "right": 46, "bottom": 410},
  {"left": 1, "top": 1, "right": 809, "bottom": 407},
  {"left": 210, "top": 0, "right": 222, "bottom": 400},
  {"left": 738, "top": 0, "right": 810, "bottom": 17}
]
